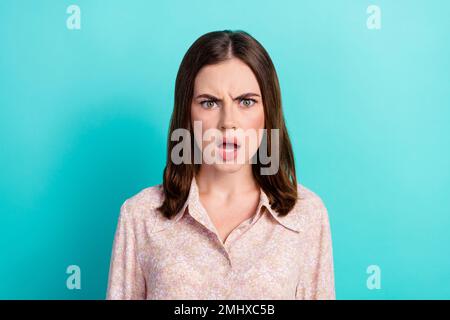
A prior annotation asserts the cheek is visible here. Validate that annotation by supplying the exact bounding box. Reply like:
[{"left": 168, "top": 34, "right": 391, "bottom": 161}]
[
  {"left": 191, "top": 105, "right": 217, "bottom": 148},
  {"left": 243, "top": 106, "right": 265, "bottom": 145},
  {"left": 239, "top": 106, "right": 265, "bottom": 157},
  {"left": 242, "top": 105, "right": 265, "bottom": 130},
  {"left": 191, "top": 105, "right": 215, "bottom": 128}
]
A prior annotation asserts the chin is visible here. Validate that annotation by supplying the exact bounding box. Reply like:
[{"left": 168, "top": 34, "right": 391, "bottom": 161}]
[{"left": 211, "top": 162, "right": 245, "bottom": 173}]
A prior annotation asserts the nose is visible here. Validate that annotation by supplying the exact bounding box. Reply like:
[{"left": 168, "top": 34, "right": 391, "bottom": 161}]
[{"left": 219, "top": 99, "right": 237, "bottom": 130}]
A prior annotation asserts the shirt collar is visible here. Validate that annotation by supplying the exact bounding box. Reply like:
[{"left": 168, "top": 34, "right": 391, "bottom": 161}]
[{"left": 169, "top": 176, "right": 302, "bottom": 233}]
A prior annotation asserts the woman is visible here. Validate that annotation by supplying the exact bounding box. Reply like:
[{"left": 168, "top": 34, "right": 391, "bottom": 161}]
[{"left": 106, "top": 30, "right": 335, "bottom": 300}]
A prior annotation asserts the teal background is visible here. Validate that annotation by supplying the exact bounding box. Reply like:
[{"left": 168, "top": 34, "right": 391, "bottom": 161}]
[{"left": 1, "top": 0, "right": 449, "bottom": 299}]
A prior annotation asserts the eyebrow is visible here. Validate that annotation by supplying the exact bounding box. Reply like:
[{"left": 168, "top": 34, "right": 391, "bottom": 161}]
[{"left": 194, "top": 92, "right": 261, "bottom": 101}]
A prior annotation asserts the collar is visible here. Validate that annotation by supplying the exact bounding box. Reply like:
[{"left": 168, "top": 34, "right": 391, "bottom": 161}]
[{"left": 168, "top": 176, "right": 303, "bottom": 233}]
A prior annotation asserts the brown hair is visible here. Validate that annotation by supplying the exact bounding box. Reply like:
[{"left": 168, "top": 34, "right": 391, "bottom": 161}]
[{"left": 157, "top": 30, "right": 298, "bottom": 219}]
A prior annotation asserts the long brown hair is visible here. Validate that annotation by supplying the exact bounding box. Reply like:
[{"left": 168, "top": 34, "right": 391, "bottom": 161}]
[{"left": 157, "top": 30, "right": 299, "bottom": 219}]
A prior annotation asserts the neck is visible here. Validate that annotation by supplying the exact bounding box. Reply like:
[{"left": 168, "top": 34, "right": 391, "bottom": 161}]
[{"left": 195, "top": 164, "right": 258, "bottom": 198}]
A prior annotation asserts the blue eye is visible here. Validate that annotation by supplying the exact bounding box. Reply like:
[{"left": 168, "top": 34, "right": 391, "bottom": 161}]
[
  {"left": 200, "top": 100, "right": 218, "bottom": 109},
  {"left": 240, "top": 98, "right": 256, "bottom": 107}
]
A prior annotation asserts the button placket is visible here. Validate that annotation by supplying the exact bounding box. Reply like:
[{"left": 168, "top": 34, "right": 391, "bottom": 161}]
[{"left": 223, "top": 222, "right": 248, "bottom": 250}]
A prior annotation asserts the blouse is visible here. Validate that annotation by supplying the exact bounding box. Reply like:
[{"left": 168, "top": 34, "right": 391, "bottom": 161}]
[{"left": 106, "top": 176, "right": 335, "bottom": 299}]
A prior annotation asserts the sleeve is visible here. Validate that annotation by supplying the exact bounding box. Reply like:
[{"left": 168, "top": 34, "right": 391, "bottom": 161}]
[
  {"left": 296, "top": 200, "right": 336, "bottom": 300},
  {"left": 106, "top": 200, "right": 147, "bottom": 300},
  {"left": 311, "top": 203, "right": 336, "bottom": 299}
]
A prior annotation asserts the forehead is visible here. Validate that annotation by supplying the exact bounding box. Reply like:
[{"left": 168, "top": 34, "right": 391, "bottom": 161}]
[{"left": 193, "top": 58, "right": 261, "bottom": 95}]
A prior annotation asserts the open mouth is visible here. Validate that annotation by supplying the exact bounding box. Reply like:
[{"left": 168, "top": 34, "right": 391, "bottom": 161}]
[
  {"left": 218, "top": 142, "right": 240, "bottom": 150},
  {"left": 217, "top": 137, "right": 241, "bottom": 150},
  {"left": 216, "top": 137, "right": 241, "bottom": 160}
]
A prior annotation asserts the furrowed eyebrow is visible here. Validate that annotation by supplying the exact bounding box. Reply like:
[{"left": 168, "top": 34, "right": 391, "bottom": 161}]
[
  {"left": 234, "top": 92, "right": 261, "bottom": 100},
  {"left": 195, "top": 94, "right": 221, "bottom": 101},
  {"left": 194, "top": 92, "right": 261, "bottom": 101}
]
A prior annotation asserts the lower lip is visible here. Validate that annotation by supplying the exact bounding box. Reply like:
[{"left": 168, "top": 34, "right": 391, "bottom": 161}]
[{"left": 217, "top": 144, "right": 240, "bottom": 161}]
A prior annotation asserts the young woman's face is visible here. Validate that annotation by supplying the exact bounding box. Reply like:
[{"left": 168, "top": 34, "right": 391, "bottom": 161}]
[{"left": 191, "top": 57, "right": 265, "bottom": 173}]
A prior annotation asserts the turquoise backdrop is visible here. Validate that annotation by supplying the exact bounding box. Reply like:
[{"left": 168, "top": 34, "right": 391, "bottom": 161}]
[{"left": 1, "top": 0, "right": 449, "bottom": 299}]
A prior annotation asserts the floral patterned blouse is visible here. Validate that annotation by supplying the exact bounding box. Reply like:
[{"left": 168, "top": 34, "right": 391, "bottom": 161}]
[{"left": 106, "top": 176, "right": 335, "bottom": 299}]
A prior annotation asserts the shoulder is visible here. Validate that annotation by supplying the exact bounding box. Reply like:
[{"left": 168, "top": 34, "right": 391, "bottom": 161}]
[
  {"left": 118, "top": 183, "right": 165, "bottom": 230},
  {"left": 293, "top": 183, "right": 330, "bottom": 228}
]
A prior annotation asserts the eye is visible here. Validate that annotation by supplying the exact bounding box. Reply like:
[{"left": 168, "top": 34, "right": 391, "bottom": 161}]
[
  {"left": 200, "top": 100, "right": 218, "bottom": 109},
  {"left": 240, "top": 98, "right": 257, "bottom": 108}
]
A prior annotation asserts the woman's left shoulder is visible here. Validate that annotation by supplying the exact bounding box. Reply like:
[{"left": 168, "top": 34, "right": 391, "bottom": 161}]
[{"left": 293, "top": 183, "right": 330, "bottom": 225}]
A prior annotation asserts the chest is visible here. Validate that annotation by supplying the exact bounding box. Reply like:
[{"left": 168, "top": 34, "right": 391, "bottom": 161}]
[
  {"left": 199, "top": 193, "right": 260, "bottom": 243},
  {"left": 139, "top": 220, "right": 305, "bottom": 299}
]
